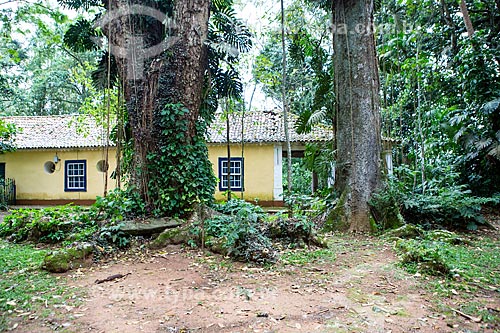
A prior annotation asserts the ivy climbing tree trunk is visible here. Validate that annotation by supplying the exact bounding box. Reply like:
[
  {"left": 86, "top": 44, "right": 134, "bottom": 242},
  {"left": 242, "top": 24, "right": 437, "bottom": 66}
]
[
  {"left": 332, "top": 0, "right": 381, "bottom": 231},
  {"left": 107, "top": 0, "right": 213, "bottom": 216}
]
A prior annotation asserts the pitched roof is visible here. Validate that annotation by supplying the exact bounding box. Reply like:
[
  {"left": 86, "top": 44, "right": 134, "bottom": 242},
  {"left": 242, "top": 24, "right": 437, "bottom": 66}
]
[
  {"left": 1, "top": 115, "right": 110, "bottom": 149},
  {"left": 1, "top": 111, "right": 332, "bottom": 149},
  {"left": 208, "top": 110, "right": 333, "bottom": 144}
]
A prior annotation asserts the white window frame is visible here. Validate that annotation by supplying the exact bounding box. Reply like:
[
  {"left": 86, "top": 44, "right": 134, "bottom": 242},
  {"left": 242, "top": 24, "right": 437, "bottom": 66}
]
[
  {"left": 65, "top": 160, "right": 87, "bottom": 192},
  {"left": 218, "top": 157, "right": 243, "bottom": 191}
]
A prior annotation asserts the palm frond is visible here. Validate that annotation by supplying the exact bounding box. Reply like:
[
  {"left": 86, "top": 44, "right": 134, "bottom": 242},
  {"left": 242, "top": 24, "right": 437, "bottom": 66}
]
[
  {"left": 308, "top": 107, "right": 328, "bottom": 127},
  {"left": 481, "top": 98, "right": 500, "bottom": 115},
  {"left": 466, "top": 151, "right": 479, "bottom": 160},
  {"left": 212, "top": 68, "right": 243, "bottom": 100},
  {"left": 211, "top": 0, "right": 234, "bottom": 12},
  {"left": 474, "top": 137, "right": 493, "bottom": 150},
  {"left": 57, "top": 0, "right": 102, "bottom": 10},
  {"left": 453, "top": 126, "right": 468, "bottom": 142},
  {"left": 448, "top": 111, "right": 467, "bottom": 126},
  {"left": 91, "top": 52, "right": 119, "bottom": 89},
  {"left": 63, "top": 18, "right": 100, "bottom": 52},
  {"left": 487, "top": 142, "right": 500, "bottom": 159},
  {"left": 209, "top": 11, "right": 252, "bottom": 55},
  {"left": 295, "top": 110, "right": 313, "bottom": 134}
]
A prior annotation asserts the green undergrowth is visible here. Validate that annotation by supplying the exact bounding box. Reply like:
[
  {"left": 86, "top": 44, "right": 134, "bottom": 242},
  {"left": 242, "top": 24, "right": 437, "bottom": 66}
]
[
  {"left": 0, "top": 189, "right": 139, "bottom": 249},
  {"left": 370, "top": 170, "right": 500, "bottom": 231},
  {"left": 0, "top": 204, "right": 94, "bottom": 243},
  {"left": 394, "top": 232, "right": 500, "bottom": 324},
  {"left": 280, "top": 247, "right": 336, "bottom": 266},
  {"left": 0, "top": 240, "right": 80, "bottom": 331},
  {"left": 191, "top": 199, "right": 276, "bottom": 264},
  {"left": 190, "top": 199, "right": 324, "bottom": 264},
  {"left": 395, "top": 235, "right": 500, "bottom": 287}
]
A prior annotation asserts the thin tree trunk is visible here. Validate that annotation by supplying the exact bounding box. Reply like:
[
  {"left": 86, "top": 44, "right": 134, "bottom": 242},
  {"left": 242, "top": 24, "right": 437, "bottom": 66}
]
[
  {"left": 241, "top": 83, "right": 256, "bottom": 199},
  {"left": 333, "top": 0, "right": 381, "bottom": 232},
  {"left": 226, "top": 99, "right": 232, "bottom": 201},
  {"left": 104, "top": 35, "right": 112, "bottom": 197},
  {"left": 281, "top": 0, "right": 293, "bottom": 203},
  {"left": 116, "top": 83, "right": 123, "bottom": 189},
  {"left": 459, "top": 0, "right": 475, "bottom": 37},
  {"left": 416, "top": 45, "right": 426, "bottom": 193},
  {"left": 439, "top": 0, "right": 458, "bottom": 55}
]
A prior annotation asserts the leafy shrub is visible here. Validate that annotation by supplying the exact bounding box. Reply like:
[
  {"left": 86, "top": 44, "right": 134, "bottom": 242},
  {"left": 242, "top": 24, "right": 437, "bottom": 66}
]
[
  {"left": 0, "top": 205, "right": 96, "bottom": 243},
  {"left": 284, "top": 193, "right": 326, "bottom": 216},
  {"left": 283, "top": 157, "right": 313, "bottom": 196},
  {"left": 198, "top": 199, "right": 276, "bottom": 264},
  {"left": 395, "top": 238, "right": 453, "bottom": 276},
  {"left": 213, "top": 198, "right": 266, "bottom": 218},
  {"left": 266, "top": 214, "right": 315, "bottom": 247},
  {"left": 96, "top": 223, "right": 129, "bottom": 248},
  {"left": 0, "top": 189, "right": 140, "bottom": 247},
  {"left": 90, "top": 187, "right": 146, "bottom": 223},
  {"left": 401, "top": 187, "right": 496, "bottom": 230},
  {"left": 371, "top": 169, "right": 498, "bottom": 231},
  {"left": 193, "top": 200, "right": 326, "bottom": 264}
]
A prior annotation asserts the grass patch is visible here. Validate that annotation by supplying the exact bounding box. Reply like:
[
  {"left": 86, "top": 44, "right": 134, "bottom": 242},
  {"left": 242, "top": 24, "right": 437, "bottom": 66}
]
[
  {"left": 0, "top": 240, "right": 78, "bottom": 331},
  {"left": 280, "top": 247, "right": 336, "bottom": 266},
  {"left": 395, "top": 235, "right": 500, "bottom": 324},
  {"left": 395, "top": 237, "right": 500, "bottom": 288}
]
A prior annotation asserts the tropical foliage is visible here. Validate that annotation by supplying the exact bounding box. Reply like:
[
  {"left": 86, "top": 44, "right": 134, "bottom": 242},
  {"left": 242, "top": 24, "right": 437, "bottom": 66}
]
[
  {"left": 251, "top": 0, "right": 499, "bottom": 230},
  {"left": 0, "top": 2, "right": 96, "bottom": 115},
  {"left": 376, "top": 0, "right": 500, "bottom": 196},
  {"left": 0, "top": 0, "right": 499, "bottom": 229}
]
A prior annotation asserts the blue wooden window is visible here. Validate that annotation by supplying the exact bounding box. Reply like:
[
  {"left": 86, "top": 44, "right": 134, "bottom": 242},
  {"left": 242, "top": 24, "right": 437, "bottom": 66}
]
[
  {"left": 65, "top": 160, "right": 87, "bottom": 192},
  {"left": 218, "top": 157, "right": 243, "bottom": 191}
]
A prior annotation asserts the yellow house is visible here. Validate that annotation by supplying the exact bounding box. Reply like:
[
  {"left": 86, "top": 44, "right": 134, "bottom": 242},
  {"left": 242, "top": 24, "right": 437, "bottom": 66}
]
[
  {"left": 0, "top": 115, "right": 117, "bottom": 205},
  {"left": 208, "top": 110, "right": 332, "bottom": 205},
  {"left": 0, "top": 111, "right": 332, "bottom": 206}
]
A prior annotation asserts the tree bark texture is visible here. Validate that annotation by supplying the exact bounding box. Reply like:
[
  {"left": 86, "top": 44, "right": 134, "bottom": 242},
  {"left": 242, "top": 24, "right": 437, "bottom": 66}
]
[
  {"left": 333, "top": 0, "right": 381, "bottom": 231},
  {"left": 459, "top": 0, "right": 475, "bottom": 37},
  {"left": 106, "top": 0, "right": 210, "bottom": 210}
]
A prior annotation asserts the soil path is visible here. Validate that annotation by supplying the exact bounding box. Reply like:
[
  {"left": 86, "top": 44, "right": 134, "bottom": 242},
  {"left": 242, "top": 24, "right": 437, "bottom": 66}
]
[
  {"left": 30, "top": 236, "right": 496, "bottom": 333},
  {"left": 13, "top": 234, "right": 499, "bottom": 333}
]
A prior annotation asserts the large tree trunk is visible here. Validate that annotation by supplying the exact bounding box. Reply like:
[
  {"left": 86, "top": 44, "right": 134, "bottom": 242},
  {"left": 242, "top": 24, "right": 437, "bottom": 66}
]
[
  {"left": 332, "top": 0, "right": 381, "bottom": 232},
  {"left": 107, "top": 0, "right": 211, "bottom": 215}
]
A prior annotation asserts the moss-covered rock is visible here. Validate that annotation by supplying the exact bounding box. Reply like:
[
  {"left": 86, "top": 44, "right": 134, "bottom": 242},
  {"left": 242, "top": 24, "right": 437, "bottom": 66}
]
[
  {"left": 265, "top": 217, "right": 329, "bottom": 248},
  {"left": 369, "top": 195, "right": 405, "bottom": 231},
  {"left": 205, "top": 236, "right": 228, "bottom": 255},
  {"left": 42, "top": 243, "right": 93, "bottom": 273},
  {"left": 311, "top": 234, "right": 329, "bottom": 248},
  {"left": 384, "top": 224, "right": 424, "bottom": 239},
  {"left": 394, "top": 239, "right": 452, "bottom": 276},
  {"left": 425, "top": 230, "right": 468, "bottom": 244},
  {"left": 120, "top": 217, "right": 183, "bottom": 236},
  {"left": 148, "top": 225, "right": 193, "bottom": 249}
]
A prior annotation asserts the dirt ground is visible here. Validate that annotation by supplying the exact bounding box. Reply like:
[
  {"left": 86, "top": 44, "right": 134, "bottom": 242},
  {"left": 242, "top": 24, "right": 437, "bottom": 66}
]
[{"left": 13, "top": 233, "right": 499, "bottom": 333}]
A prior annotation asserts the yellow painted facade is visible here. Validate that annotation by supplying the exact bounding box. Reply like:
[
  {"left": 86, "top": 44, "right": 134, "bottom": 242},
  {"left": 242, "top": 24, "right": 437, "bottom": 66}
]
[
  {"left": 1, "top": 144, "right": 280, "bottom": 203},
  {"left": 0, "top": 148, "right": 117, "bottom": 201},
  {"left": 208, "top": 143, "right": 276, "bottom": 201}
]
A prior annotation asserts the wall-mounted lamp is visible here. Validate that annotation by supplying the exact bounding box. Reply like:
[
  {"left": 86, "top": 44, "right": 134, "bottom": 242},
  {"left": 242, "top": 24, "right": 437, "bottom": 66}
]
[{"left": 53, "top": 153, "right": 60, "bottom": 164}]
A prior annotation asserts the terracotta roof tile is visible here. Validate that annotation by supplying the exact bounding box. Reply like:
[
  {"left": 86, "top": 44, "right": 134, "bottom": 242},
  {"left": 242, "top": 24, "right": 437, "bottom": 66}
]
[
  {"left": 2, "top": 115, "right": 110, "bottom": 149},
  {"left": 208, "top": 110, "right": 333, "bottom": 143},
  {"left": 1, "top": 111, "right": 333, "bottom": 149}
]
